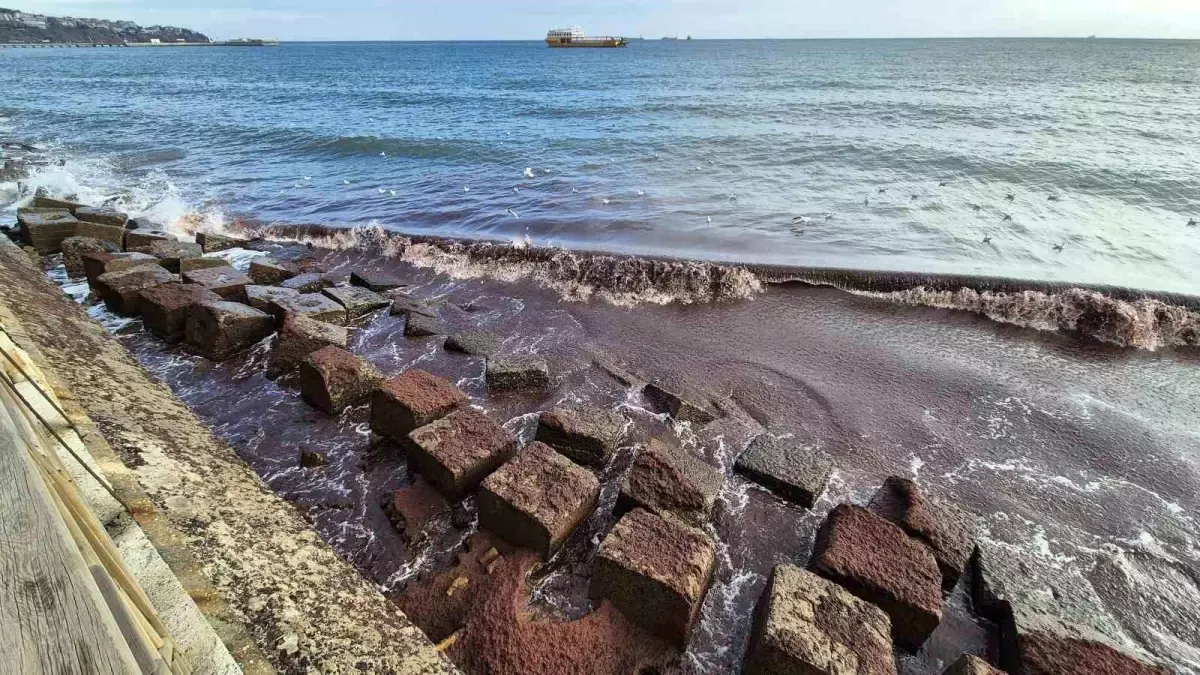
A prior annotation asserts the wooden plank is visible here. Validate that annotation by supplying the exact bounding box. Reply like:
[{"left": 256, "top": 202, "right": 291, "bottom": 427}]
[{"left": 0, "top": 396, "right": 141, "bottom": 674}]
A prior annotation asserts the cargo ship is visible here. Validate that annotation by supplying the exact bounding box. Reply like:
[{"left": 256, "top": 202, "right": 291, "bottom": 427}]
[{"left": 546, "top": 27, "right": 627, "bottom": 48}]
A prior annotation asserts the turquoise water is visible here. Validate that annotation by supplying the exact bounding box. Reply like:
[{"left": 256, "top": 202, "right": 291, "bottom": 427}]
[{"left": 3, "top": 39, "right": 1200, "bottom": 293}]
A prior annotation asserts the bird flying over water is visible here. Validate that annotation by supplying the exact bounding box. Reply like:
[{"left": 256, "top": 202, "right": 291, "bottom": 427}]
[
  {"left": 506, "top": 208, "right": 519, "bottom": 218},
  {"left": 637, "top": 190, "right": 645, "bottom": 196},
  {"left": 463, "top": 185, "right": 469, "bottom": 192},
  {"left": 513, "top": 186, "right": 520, "bottom": 194},
  {"left": 729, "top": 196, "right": 737, "bottom": 205},
  {"left": 389, "top": 189, "right": 396, "bottom": 197},
  {"left": 1188, "top": 218, "right": 1197, "bottom": 227},
  {"left": 1053, "top": 241, "right": 1065, "bottom": 252},
  {"left": 792, "top": 215, "right": 811, "bottom": 224},
  {"left": 380, "top": 151, "right": 386, "bottom": 156},
  {"left": 911, "top": 194, "right": 919, "bottom": 201},
  {"left": 982, "top": 235, "right": 992, "bottom": 244},
  {"left": 1001, "top": 214, "right": 1012, "bottom": 221},
  {"left": 343, "top": 180, "right": 350, "bottom": 185},
  {"left": 878, "top": 188, "right": 887, "bottom": 194},
  {"left": 864, "top": 196, "right": 869, "bottom": 206},
  {"left": 302, "top": 176, "right": 311, "bottom": 181},
  {"left": 378, "top": 188, "right": 386, "bottom": 194},
  {"left": 969, "top": 203, "right": 982, "bottom": 212},
  {"left": 1048, "top": 195, "right": 1060, "bottom": 202},
  {"left": 707, "top": 216, "right": 713, "bottom": 223},
  {"left": 1005, "top": 193, "right": 1014, "bottom": 201},
  {"left": 824, "top": 213, "right": 834, "bottom": 221},
  {"left": 524, "top": 167, "right": 536, "bottom": 179},
  {"left": 938, "top": 181, "right": 948, "bottom": 187}
]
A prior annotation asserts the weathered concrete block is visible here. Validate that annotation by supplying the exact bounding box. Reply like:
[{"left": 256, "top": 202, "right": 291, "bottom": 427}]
[
  {"left": 267, "top": 292, "right": 347, "bottom": 326},
  {"left": 617, "top": 439, "right": 723, "bottom": 526},
  {"left": 745, "top": 564, "right": 896, "bottom": 675},
  {"left": 74, "top": 206, "right": 128, "bottom": 228},
  {"left": 386, "top": 477, "right": 450, "bottom": 543},
  {"left": 972, "top": 539, "right": 1136, "bottom": 674},
  {"left": 643, "top": 379, "right": 717, "bottom": 424},
  {"left": 61, "top": 236, "right": 118, "bottom": 278},
  {"left": 350, "top": 269, "right": 405, "bottom": 292},
  {"left": 94, "top": 265, "right": 176, "bottom": 316},
  {"left": 124, "top": 230, "right": 172, "bottom": 251},
  {"left": 589, "top": 508, "right": 716, "bottom": 646},
  {"left": 299, "top": 345, "right": 383, "bottom": 414},
  {"left": 248, "top": 257, "right": 299, "bottom": 285},
  {"left": 407, "top": 407, "right": 518, "bottom": 500},
  {"left": 82, "top": 251, "right": 158, "bottom": 285},
  {"left": 942, "top": 654, "right": 1003, "bottom": 675},
  {"left": 322, "top": 285, "right": 390, "bottom": 320},
  {"left": 148, "top": 240, "right": 203, "bottom": 272},
  {"left": 299, "top": 450, "right": 327, "bottom": 468},
  {"left": 1014, "top": 631, "right": 1169, "bottom": 675},
  {"left": 534, "top": 405, "right": 625, "bottom": 468},
  {"left": 404, "top": 312, "right": 448, "bottom": 337},
  {"left": 810, "top": 504, "right": 943, "bottom": 652},
  {"left": 74, "top": 219, "right": 127, "bottom": 249},
  {"left": 370, "top": 369, "right": 468, "bottom": 443},
  {"left": 390, "top": 294, "right": 439, "bottom": 318},
  {"left": 869, "top": 476, "right": 979, "bottom": 591},
  {"left": 181, "top": 265, "right": 253, "bottom": 302},
  {"left": 18, "top": 210, "right": 79, "bottom": 253},
  {"left": 266, "top": 314, "right": 347, "bottom": 379},
  {"left": 486, "top": 356, "right": 550, "bottom": 391},
  {"left": 138, "top": 282, "right": 222, "bottom": 342},
  {"left": 443, "top": 330, "right": 501, "bottom": 357},
  {"left": 246, "top": 285, "right": 300, "bottom": 312},
  {"left": 178, "top": 257, "right": 230, "bottom": 273},
  {"left": 195, "top": 231, "right": 247, "bottom": 253},
  {"left": 478, "top": 441, "right": 600, "bottom": 559},
  {"left": 32, "top": 195, "right": 85, "bottom": 213},
  {"left": 736, "top": 434, "right": 834, "bottom": 509},
  {"left": 279, "top": 272, "right": 334, "bottom": 293},
  {"left": 185, "top": 301, "right": 274, "bottom": 361}
]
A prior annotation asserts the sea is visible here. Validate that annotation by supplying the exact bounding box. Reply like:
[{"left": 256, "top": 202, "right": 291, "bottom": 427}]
[
  {"left": 4, "top": 39, "right": 1200, "bottom": 674},
  {"left": 3, "top": 38, "right": 1200, "bottom": 295}
]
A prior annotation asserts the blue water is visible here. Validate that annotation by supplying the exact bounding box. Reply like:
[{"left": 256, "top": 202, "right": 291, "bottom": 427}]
[{"left": 3, "top": 39, "right": 1200, "bottom": 293}]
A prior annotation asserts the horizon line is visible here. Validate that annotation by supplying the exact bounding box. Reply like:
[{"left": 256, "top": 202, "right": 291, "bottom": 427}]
[{"left": 253, "top": 36, "right": 1200, "bottom": 43}]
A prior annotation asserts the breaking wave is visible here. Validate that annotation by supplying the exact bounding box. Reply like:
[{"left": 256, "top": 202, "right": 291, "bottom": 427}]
[
  {"left": 753, "top": 266, "right": 1200, "bottom": 350},
  {"left": 252, "top": 222, "right": 764, "bottom": 307}
]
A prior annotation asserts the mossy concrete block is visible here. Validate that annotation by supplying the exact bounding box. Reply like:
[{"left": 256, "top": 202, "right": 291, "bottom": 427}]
[
  {"left": 745, "top": 564, "right": 897, "bottom": 675},
  {"left": 407, "top": 407, "right": 517, "bottom": 500},
  {"left": 478, "top": 441, "right": 600, "bottom": 559},
  {"left": 184, "top": 301, "right": 274, "bottom": 361},
  {"left": 94, "top": 265, "right": 176, "bottom": 316},
  {"left": 181, "top": 265, "right": 254, "bottom": 303},
  {"left": 589, "top": 508, "right": 716, "bottom": 647},
  {"left": 370, "top": 369, "right": 468, "bottom": 444}
]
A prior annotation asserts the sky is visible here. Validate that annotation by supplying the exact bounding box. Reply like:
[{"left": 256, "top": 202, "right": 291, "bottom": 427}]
[{"left": 17, "top": 0, "right": 1200, "bottom": 42}]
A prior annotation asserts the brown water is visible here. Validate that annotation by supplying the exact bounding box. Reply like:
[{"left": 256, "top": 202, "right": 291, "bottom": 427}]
[{"left": 55, "top": 239, "right": 1200, "bottom": 674}]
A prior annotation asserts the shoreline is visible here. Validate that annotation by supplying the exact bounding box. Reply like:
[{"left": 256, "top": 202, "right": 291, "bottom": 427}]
[{"left": 6, "top": 185, "right": 1197, "bottom": 673}]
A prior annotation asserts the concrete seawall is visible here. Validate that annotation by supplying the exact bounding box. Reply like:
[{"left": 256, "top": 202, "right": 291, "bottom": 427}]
[{"left": 0, "top": 238, "right": 456, "bottom": 674}]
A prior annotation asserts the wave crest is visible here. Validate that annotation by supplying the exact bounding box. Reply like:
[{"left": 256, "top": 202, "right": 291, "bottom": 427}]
[{"left": 254, "top": 223, "right": 763, "bottom": 307}]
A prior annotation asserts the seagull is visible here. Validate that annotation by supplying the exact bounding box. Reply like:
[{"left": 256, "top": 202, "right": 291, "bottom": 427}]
[
  {"left": 463, "top": 185, "right": 469, "bottom": 193},
  {"left": 389, "top": 189, "right": 396, "bottom": 197},
  {"left": 1048, "top": 195, "right": 1060, "bottom": 202},
  {"left": 878, "top": 188, "right": 887, "bottom": 194},
  {"left": 864, "top": 196, "right": 870, "bottom": 206},
  {"left": 1001, "top": 213, "right": 1013, "bottom": 221},
  {"left": 938, "top": 181, "right": 948, "bottom": 187},
  {"left": 506, "top": 208, "right": 519, "bottom": 218},
  {"left": 637, "top": 190, "right": 645, "bottom": 197},
  {"left": 1053, "top": 241, "right": 1065, "bottom": 252},
  {"left": 343, "top": 180, "right": 350, "bottom": 185},
  {"left": 602, "top": 198, "right": 611, "bottom": 204},
  {"left": 824, "top": 213, "right": 834, "bottom": 221},
  {"left": 380, "top": 151, "right": 387, "bottom": 157},
  {"left": 302, "top": 176, "right": 311, "bottom": 181},
  {"left": 1188, "top": 218, "right": 1197, "bottom": 227},
  {"left": 1005, "top": 193, "right": 1015, "bottom": 201},
  {"left": 378, "top": 188, "right": 386, "bottom": 194},
  {"left": 513, "top": 186, "right": 520, "bottom": 194},
  {"left": 707, "top": 216, "right": 713, "bottom": 223},
  {"left": 982, "top": 235, "right": 992, "bottom": 244},
  {"left": 969, "top": 203, "right": 982, "bottom": 212},
  {"left": 792, "top": 215, "right": 812, "bottom": 224},
  {"left": 523, "top": 167, "right": 535, "bottom": 179},
  {"left": 571, "top": 187, "right": 579, "bottom": 194},
  {"left": 294, "top": 183, "right": 302, "bottom": 188},
  {"left": 729, "top": 196, "right": 738, "bottom": 205}
]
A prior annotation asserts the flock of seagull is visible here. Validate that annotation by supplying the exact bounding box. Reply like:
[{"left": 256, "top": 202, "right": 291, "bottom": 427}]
[{"left": 288, "top": 160, "right": 1199, "bottom": 254}]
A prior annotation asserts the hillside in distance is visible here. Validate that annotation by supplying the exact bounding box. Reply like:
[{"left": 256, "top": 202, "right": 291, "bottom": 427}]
[{"left": 0, "top": 7, "right": 209, "bottom": 44}]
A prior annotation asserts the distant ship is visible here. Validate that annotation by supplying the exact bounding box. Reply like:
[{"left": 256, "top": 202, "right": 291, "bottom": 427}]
[
  {"left": 662, "top": 36, "right": 679, "bottom": 41},
  {"left": 546, "top": 27, "right": 627, "bottom": 48}
]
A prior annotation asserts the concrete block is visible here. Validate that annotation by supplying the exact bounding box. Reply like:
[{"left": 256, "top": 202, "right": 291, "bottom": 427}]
[
  {"left": 617, "top": 439, "right": 723, "bottom": 526},
  {"left": 486, "top": 356, "right": 550, "bottom": 391},
  {"left": 322, "top": 285, "right": 391, "bottom": 320},
  {"left": 94, "top": 265, "right": 175, "bottom": 316},
  {"left": 299, "top": 345, "right": 383, "bottom": 414},
  {"left": 407, "top": 407, "right": 518, "bottom": 500},
  {"left": 181, "top": 266, "right": 253, "bottom": 302},
  {"left": 266, "top": 314, "right": 347, "bottom": 379},
  {"left": 736, "top": 434, "right": 834, "bottom": 509},
  {"left": 370, "top": 369, "right": 468, "bottom": 443},
  {"left": 266, "top": 292, "right": 347, "bottom": 326},
  {"left": 138, "top": 282, "right": 222, "bottom": 342},
  {"left": 534, "top": 405, "right": 626, "bottom": 468},
  {"left": 185, "top": 301, "right": 274, "bottom": 361}
]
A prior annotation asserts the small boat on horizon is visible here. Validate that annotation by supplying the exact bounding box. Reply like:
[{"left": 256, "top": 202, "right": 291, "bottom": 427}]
[{"left": 546, "top": 27, "right": 627, "bottom": 48}]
